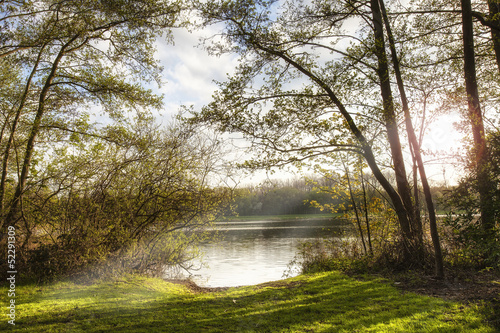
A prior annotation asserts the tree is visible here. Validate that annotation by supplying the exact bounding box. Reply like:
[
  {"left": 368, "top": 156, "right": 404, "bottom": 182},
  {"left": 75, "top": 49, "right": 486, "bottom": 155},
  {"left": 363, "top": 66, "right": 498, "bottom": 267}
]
[
  {"left": 310, "top": 153, "right": 373, "bottom": 256},
  {"left": 378, "top": 0, "right": 443, "bottom": 277},
  {"left": 487, "top": 0, "right": 500, "bottom": 72},
  {"left": 461, "top": 0, "right": 496, "bottom": 232},
  {"left": 0, "top": 0, "right": 181, "bottom": 242},
  {"left": 402, "top": 0, "right": 500, "bottom": 232},
  {"left": 9, "top": 115, "right": 232, "bottom": 280},
  {"left": 192, "top": 0, "right": 438, "bottom": 267},
  {"left": 442, "top": 130, "right": 500, "bottom": 268}
]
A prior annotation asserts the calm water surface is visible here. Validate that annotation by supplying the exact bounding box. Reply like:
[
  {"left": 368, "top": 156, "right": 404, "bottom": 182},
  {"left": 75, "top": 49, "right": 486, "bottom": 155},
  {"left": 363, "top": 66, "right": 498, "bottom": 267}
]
[{"left": 167, "top": 217, "right": 349, "bottom": 287}]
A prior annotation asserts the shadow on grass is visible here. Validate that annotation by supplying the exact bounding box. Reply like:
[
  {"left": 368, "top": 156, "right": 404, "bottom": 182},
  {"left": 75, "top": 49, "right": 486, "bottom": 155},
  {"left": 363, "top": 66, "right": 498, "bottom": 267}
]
[
  {"left": 479, "top": 298, "right": 500, "bottom": 331},
  {"left": 2, "top": 272, "right": 496, "bottom": 332}
]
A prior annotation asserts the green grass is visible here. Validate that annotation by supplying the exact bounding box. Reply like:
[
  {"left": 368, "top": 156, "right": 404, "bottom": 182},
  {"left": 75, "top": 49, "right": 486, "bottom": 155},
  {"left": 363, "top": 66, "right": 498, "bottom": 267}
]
[{"left": 1, "top": 272, "right": 497, "bottom": 332}]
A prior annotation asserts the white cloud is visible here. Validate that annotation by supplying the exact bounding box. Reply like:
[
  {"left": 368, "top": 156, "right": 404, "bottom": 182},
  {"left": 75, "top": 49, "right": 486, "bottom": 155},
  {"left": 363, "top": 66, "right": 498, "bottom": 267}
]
[{"left": 155, "top": 27, "right": 239, "bottom": 119}]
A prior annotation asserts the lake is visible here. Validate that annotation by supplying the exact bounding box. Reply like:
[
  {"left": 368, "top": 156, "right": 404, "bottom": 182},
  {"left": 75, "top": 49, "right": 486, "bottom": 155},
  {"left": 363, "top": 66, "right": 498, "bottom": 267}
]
[{"left": 165, "top": 216, "right": 350, "bottom": 287}]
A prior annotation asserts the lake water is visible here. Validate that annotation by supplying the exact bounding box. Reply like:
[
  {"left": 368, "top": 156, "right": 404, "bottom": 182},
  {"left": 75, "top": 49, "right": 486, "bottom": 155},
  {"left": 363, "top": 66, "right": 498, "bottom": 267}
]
[{"left": 166, "top": 217, "right": 349, "bottom": 287}]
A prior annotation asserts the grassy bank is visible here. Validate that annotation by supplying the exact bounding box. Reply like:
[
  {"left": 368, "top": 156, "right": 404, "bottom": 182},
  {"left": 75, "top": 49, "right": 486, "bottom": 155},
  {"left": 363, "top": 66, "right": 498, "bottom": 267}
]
[{"left": 1, "top": 272, "right": 496, "bottom": 332}]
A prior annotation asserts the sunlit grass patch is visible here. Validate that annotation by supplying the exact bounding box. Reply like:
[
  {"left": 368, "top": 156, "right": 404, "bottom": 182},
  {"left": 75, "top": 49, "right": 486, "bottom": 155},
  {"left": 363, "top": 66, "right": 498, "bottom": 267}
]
[{"left": 0, "top": 272, "right": 496, "bottom": 332}]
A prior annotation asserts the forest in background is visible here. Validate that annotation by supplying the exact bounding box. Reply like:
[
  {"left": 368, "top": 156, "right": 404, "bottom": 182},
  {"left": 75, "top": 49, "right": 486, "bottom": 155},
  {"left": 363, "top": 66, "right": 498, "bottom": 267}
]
[{"left": 231, "top": 177, "right": 450, "bottom": 217}]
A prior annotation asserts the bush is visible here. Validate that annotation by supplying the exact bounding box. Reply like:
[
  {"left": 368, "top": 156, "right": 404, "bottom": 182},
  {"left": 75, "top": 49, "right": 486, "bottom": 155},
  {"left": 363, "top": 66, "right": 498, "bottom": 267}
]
[
  {"left": 289, "top": 238, "right": 368, "bottom": 275},
  {"left": 440, "top": 154, "right": 500, "bottom": 270},
  {"left": 441, "top": 212, "right": 500, "bottom": 270},
  {"left": 1, "top": 120, "right": 231, "bottom": 282},
  {"left": 290, "top": 232, "right": 438, "bottom": 276}
]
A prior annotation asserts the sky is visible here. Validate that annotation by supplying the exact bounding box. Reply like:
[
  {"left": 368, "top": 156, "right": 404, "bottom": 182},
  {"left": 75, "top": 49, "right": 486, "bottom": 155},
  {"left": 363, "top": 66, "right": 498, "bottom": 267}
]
[
  {"left": 153, "top": 20, "right": 465, "bottom": 187},
  {"left": 154, "top": 27, "right": 286, "bottom": 186},
  {"left": 155, "top": 27, "right": 238, "bottom": 121}
]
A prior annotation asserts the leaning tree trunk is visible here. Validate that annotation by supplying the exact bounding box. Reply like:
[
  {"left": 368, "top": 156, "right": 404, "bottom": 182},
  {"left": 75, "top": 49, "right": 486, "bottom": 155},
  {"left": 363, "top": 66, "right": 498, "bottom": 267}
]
[
  {"left": 359, "top": 158, "right": 373, "bottom": 255},
  {"left": 343, "top": 160, "right": 368, "bottom": 255},
  {"left": 378, "top": 0, "right": 444, "bottom": 278},
  {"left": 0, "top": 46, "right": 45, "bottom": 217},
  {"left": 1, "top": 36, "right": 78, "bottom": 243},
  {"left": 370, "top": 0, "right": 423, "bottom": 259},
  {"left": 255, "top": 37, "right": 419, "bottom": 262}
]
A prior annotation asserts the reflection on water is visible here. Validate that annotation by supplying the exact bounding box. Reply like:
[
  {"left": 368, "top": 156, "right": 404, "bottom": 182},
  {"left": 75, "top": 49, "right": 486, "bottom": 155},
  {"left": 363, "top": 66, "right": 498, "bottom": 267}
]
[{"left": 166, "top": 217, "right": 349, "bottom": 288}]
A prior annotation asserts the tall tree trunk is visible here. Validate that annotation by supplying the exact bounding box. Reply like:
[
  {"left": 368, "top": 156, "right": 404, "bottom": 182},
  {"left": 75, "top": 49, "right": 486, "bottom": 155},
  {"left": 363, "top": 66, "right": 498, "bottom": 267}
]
[
  {"left": 462, "top": 0, "right": 496, "bottom": 232},
  {"left": 370, "top": 0, "right": 422, "bottom": 257},
  {"left": 378, "top": 0, "right": 444, "bottom": 278},
  {"left": 488, "top": 0, "right": 500, "bottom": 72}
]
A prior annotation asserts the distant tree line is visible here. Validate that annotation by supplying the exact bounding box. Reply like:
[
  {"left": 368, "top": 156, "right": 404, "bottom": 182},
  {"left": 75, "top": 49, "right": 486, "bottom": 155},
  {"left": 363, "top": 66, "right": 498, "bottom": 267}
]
[
  {"left": 232, "top": 176, "right": 451, "bottom": 217},
  {"left": 232, "top": 179, "right": 341, "bottom": 216}
]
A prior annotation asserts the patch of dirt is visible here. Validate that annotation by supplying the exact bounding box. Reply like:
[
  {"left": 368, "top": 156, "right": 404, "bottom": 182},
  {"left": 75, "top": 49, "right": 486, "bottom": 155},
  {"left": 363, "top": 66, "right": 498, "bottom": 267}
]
[
  {"left": 391, "top": 270, "right": 500, "bottom": 329},
  {"left": 393, "top": 271, "right": 500, "bottom": 303},
  {"left": 165, "top": 278, "right": 305, "bottom": 293},
  {"left": 254, "top": 280, "right": 305, "bottom": 290},
  {"left": 164, "top": 279, "right": 230, "bottom": 293}
]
